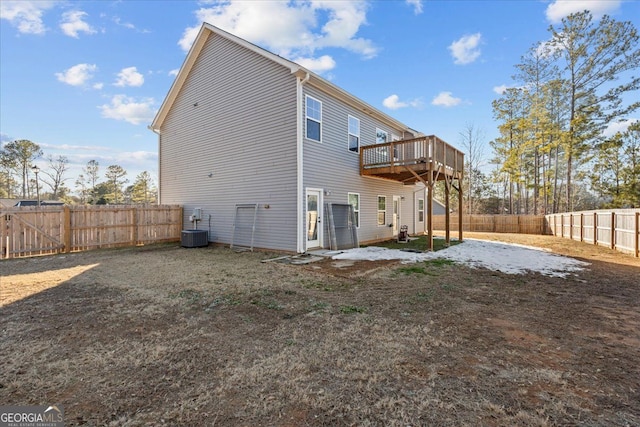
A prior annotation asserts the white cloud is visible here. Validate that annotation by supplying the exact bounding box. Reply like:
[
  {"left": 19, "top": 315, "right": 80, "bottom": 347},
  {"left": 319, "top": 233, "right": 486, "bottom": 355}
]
[
  {"left": 382, "top": 94, "right": 422, "bottom": 110},
  {"left": 0, "top": 0, "right": 55, "bottom": 34},
  {"left": 178, "top": 0, "right": 377, "bottom": 65},
  {"left": 448, "top": 33, "right": 482, "bottom": 65},
  {"left": 55, "top": 63, "right": 98, "bottom": 87},
  {"left": 93, "top": 82, "right": 104, "bottom": 90},
  {"left": 60, "top": 10, "right": 95, "bottom": 38},
  {"left": 115, "top": 150, "right": 157, "bottom": 163},
  {"left": 546, "top": 0, "right": 621, "bottom": 24},
  {"left": 168, "top": 69, "right": 179, "bottom": 77},
  {"left": 603, "top": 118, "right": 638, "bottom": 138},
  {"left": 99, "top": 95, "right": 155, "bottom": 125},
  {"left": 293, "top": 55, "right": 336, "bottom": 73},
  {"left": 493, "top": 85, "right": 510, "bottom": 95},
  {"left": 535, "top": 39, "right": 563, "bottom": 59},
  {"left": 406, "top": 0, "right": 423, "bottom": 15},
  {"left": 114, "top": 67, "right": 144, "bottom": 87},
  {"left": 113, "top": 16, "right": 150, "bottom": 33},
  {"left": 39, "top": 142, "right": 110, "bottom": 151},
  {"left": 431, "top": 91, "right": 462, "bottom": 108},
  {"left": 114, "top": 16, "right": 135, "bottom": 30}
]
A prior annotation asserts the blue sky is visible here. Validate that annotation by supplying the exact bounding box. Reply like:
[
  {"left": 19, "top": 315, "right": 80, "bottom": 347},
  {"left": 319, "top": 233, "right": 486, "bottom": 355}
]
[{"left": 1, "top": 0, "right": 638, "bottom": 191}]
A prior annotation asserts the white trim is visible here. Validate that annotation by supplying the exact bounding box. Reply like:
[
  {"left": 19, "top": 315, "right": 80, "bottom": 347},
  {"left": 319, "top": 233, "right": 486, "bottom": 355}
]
[
  {"left": 347, "top": 115, "right": 360, "bottom": 153},
  {"left": 305, "top": 95, "right": 322, "bottom": 142}
]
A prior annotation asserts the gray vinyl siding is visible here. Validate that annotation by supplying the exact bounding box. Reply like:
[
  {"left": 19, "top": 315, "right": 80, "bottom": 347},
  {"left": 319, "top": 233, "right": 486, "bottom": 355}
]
[
  {"left": 159, "top": 33, "right": 298, "bottom": 251},
  {"left": 302, "top": 85, "right": 421, "bottom": 245}
]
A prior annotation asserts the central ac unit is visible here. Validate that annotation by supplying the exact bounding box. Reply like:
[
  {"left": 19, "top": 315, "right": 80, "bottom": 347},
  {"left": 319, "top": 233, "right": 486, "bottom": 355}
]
[{"left": 181, "top": 230, "right": 209, "bottom": 248}]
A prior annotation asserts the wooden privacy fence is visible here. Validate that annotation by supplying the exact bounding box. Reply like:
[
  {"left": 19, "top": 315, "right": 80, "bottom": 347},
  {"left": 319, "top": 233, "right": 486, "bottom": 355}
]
[
  {"left": 1, "top": 205, "right": 183, "bottom": 259},
  {"left": 546, "top": 209, "right": 640, "bottom": 258},
  {"left": 433, "top": 214, "right": 549, "bottom": 235}
]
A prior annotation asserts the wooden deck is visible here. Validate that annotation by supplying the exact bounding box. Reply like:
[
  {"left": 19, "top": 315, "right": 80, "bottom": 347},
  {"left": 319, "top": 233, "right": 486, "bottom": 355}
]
[
  {"left": 360, "top": 135, "right": 464, "bottom": 183},
  {"left": 360, "top": 135, "right": 465, "bottom": 251}
]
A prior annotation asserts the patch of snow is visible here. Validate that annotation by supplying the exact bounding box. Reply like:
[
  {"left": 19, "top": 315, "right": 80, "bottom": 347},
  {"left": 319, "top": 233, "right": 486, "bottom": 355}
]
[{"left": 331, "top": 238, "right": 589, "bottom": 278}]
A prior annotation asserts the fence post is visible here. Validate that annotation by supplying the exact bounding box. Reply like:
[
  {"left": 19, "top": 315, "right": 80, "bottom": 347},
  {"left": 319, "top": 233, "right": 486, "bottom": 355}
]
[
  {"left": 611, "top": 211, "right": 615, "bottom": 250},
  {"left": 64, "top": 206, "right": 72, "bottom": 253},
  {"left": 570, "top": 214, "right": 574, "bottom": 240},
  {"left": 580, "top": 213, "right": 584, "bottom": 242},
  {"left": 132, "top": 207, "right": 138, "bottom": 245},
  {"left": 560, "top": 214, "right": 564, "bottom": 238},
  {"left": 594, "top": 212, "right": 598, "bottom": 246},
  {"left": 635, "top": 212, "right": 640, "bottom": 258}
]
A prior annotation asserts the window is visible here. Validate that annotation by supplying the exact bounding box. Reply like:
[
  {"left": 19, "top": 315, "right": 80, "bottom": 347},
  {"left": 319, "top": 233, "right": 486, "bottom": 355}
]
[
  {"left": 376, "top": 128, "right": 388, "bottom": 144},
  {"left": 348, "top": 116, "right": 360, "bottom": 152},
  {"left": 377, "top": 195, "right": 386, "bottom": 226},
  {"left": 348, "top": 192, "right": 360, "bottom": 228},
  {"left": 305, "top": 95, "right": 322, "bottom": 142},
  {"left": 418, "top": 199, "right": 424, "bottom": 222}
]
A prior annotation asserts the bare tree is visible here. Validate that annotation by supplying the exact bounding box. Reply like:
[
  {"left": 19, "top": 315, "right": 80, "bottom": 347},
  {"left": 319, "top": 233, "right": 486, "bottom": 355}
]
[
  {"left": 459, "top": 123, "right": 486, "bottom": 214},
  {"left": 75, "top": 174, "right": 89, "bottom": 204},
  {"left": 41, "top": 155, "right": 69, "bottom": 199}
]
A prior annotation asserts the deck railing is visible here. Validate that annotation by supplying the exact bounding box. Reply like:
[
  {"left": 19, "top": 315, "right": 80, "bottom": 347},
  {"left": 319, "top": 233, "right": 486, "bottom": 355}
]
[{"left": 360, "top": 135, "right": 464, "bottom": 176}]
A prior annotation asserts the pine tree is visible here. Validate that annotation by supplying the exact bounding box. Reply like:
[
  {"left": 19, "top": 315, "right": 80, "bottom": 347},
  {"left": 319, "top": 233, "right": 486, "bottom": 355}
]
[{"left": 548, "top": 11, "right": 640, "bottom": 210}]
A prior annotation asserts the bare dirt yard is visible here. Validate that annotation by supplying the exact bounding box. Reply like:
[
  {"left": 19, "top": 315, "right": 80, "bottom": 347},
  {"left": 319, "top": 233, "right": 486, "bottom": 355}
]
[{"left": 1, "top": 233, "right": 639, "bottom": 426}]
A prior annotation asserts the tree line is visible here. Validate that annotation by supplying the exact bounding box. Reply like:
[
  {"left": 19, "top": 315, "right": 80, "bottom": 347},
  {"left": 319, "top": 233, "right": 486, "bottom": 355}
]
[
  {"left": 446, "top": 11, "right": 639, "bottom": 214},
  {"left": 0, "top": 139, "right": 157, "bottom": 205}
]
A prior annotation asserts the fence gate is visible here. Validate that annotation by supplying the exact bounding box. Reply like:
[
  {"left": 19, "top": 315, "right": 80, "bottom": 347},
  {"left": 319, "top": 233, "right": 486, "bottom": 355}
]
[
  {"left": 1, "top": 205, "right": 183, "bottom": 259},
  {"left": 1, "top": 207, "right": 66, "bottom": 259}
]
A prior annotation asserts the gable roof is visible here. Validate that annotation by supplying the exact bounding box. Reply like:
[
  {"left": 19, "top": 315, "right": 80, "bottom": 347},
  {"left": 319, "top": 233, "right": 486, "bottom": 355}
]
[{"left": 150, "top": 23, "right": 421, "bottom": 136}]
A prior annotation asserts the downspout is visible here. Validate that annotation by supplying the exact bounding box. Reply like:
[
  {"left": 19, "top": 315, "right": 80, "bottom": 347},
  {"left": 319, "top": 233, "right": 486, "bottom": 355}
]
[{"left": 296, "top": 71, "right": 310, "bottom": 253}]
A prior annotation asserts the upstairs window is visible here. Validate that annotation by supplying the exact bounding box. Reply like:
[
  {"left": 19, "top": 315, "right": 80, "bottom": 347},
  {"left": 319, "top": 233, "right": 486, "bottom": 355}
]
[
  {"left": 306, "top": 95, "right": 322, "bottom": 142},
  {"left": 348, "top": 115, "right": 360, "bottom": 152},
  {"left": 376, "top": 128, "right": 388, "bottom": 144}
]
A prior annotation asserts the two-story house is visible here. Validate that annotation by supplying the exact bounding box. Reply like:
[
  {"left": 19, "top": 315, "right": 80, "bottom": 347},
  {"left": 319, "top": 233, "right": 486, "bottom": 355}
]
[{"left": 150, "top": 23, "right": 463, "bottom": 253}]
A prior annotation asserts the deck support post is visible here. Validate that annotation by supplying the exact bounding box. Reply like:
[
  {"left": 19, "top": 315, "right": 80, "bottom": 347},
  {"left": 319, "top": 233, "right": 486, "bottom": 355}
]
[
  {"left": 427, "top": 168, "right": 433, "bottom": 251},
  {"left": 444, "top": 180, "right": 450, "bottom": 246},
  {"left": 458, "top": 174, "right": 463, "bottom": 243}
]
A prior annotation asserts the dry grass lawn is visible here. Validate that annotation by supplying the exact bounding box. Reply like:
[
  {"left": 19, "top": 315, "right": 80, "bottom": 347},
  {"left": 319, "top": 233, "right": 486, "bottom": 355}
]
[{"left": 1, "top": 233, "right": 639, "bottom": 426}]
